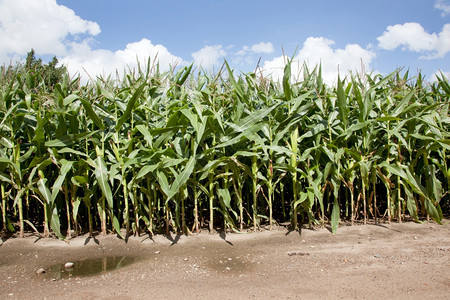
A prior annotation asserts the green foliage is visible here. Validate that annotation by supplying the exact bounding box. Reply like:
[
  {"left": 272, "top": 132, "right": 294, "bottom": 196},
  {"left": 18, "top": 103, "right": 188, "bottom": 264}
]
[{"left": 0, "top": 57, "right": 448, "bottom": 239}]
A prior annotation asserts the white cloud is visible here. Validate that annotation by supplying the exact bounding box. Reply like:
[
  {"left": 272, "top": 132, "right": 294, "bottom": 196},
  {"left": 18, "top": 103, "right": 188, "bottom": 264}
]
[
  {"left": 377, "top": 22, "right": 450, "bottom": 59},
  {"left": 236, "top": 42, "right": 274, "bottom": 56},
  {"left": 435, "top": 0, "right": 450, "bottom": 16},
  {"left": 251, "top": 42, "right": 274, "bottom": 54},
  {"left": 0, "top": 0, "right": 186, "bottom": 82},
  {"left": 0, "top": 0, "right": 100, "bottom": 62},
  {"left": 191, "top": 45, "right": 226, "bottom": 68},
  {"left": 60, "top": 38, "right": 186, "bottom": 80},
  {"left": 259, "top": 37, "right": 375, "bottom": 85}
]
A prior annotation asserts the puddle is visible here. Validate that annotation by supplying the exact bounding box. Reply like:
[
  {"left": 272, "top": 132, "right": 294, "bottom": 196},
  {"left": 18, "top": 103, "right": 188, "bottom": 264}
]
[{"left": 47, "top": 256, "right": 139, "bottom": 279}]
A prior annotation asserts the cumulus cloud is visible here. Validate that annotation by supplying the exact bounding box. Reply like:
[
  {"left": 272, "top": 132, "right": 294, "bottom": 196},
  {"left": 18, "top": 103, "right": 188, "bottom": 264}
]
[
  {"left": 0, "top": 0, "right": 185, "bottom": 81},
  {"left": 435, "top": 0, "right": 450, "bottom": 16},
  {"left": 377, "top": 22, "right": 450, "bottom": 59},
  {"left": 251, "top": 42, "right": 274, "bottom": 54},
  {"left": 236, "top": 42, "right": 274, "bottom": 56},
  {"left": 0, "top": 0, "right": 100, "bottom": 62},
  {"left": 260, "top": 37, "right": 375, "bottom": 85},
  {"left": 60, "top": 38, "right": 185, "bottom": 80},
  {"left": 191, "top": 45, "right": 226, "bottom": 68}
]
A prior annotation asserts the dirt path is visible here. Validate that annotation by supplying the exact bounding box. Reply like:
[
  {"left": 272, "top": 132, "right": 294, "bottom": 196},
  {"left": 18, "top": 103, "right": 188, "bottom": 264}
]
[{"left": 0, "top": 221, "right": 449, "bottom": 299}]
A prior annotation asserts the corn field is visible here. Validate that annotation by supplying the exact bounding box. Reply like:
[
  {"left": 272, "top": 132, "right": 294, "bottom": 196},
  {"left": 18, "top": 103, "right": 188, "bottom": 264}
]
[{"left": 0, "top": 59, "right": 449, "bottom": 239}]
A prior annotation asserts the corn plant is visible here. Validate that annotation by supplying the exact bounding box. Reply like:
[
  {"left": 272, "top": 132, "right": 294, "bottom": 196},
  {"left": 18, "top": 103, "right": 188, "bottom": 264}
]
[{"left": 0, "top": 58, "right": 448, "bottom": 239}]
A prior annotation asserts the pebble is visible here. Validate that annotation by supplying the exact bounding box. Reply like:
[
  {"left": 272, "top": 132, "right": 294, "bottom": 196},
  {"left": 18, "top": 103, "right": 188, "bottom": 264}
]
[
  {"left": 64, "top": 262, "right": 74, "bottom": 269},
  {"left": 287, "top": 251, "right": 310, "bottom": 256},
  {"left": 155, "top": 251, "right": 160, "bottom": 254},
  {"left": 414, "top": 236, "right": 418, "bottom": 240},
  {"left": 374, "top": 254, "right": 381, "bottom": 258},
  {"left": 36, "top": 268, "right": 46, "bottom": 275}
]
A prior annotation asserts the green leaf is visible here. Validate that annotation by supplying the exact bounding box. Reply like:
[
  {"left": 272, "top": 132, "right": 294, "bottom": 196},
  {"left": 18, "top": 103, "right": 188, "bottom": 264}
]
[
  {"left": 331, "top": 199, "right": 340, "bottom": 234},
  {"left": 112, "top": 215, "right": 124, "bottom": 239},
  {"left": 51, "top": 160, "right": 74, "bottom": 202},
  {"left": 171, "top": 157, "right": 196, "bottom": 197},
  {"left": 136, "top": 124, "right": 153, "bottom": 146},
  {"left": 50, "top": 206, "right": 63, "bottom": 239},
  {"left": 94, "top": 156, "right": 114, "bottom": 209},
  {"left": 176, "top": 63, "right": 193, "bottom": 86},
  {"left": 62, "top": 94, "right": 79, "bottom": 106},
  {"left": 45, "top": 132, "right": 96, "bottom": 148},
  {"left": 392, "top": 89, "right": 415, "bottom": 117},
  {"left": 156, "top": 170, "right": 175, "bottom": 200},
  {"left": 217, "top": 188, "right": 232, "bottom": 209},
  {"left": 404, "top": 184, "right": 419, "bottom": 222},
  {"left": 136, "top": 164, "right": 159, "bottom": 180},
  {"left": 424, "top": 198, "right": 442, "bottom": 225},
  {"left": 79, "top": 98, "right": 104, "bottom": 130},
  {"left": 72, "top": 198, "right": 81, "bottom": 221},
  {"left": 283, "top": 58, "right": 292, "bottom": 101},
  {"left": 0, "top": 157, "right": 21, "bottom": 179},
  {"left": 38, "top": 178, "right": 52, "bottom": 206},
  {"left": 337, "top": 75, "right": 348, "bottom": 128},
  {"left": 225, "top": 60, "right": 245, "bottom": 101},
  {"left": 115, "top": 83, "right": 146, "bottom": 131}
]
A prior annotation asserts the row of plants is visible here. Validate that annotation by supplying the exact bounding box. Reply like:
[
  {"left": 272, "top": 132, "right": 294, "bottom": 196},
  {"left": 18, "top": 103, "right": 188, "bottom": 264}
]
[{"left": 0, "top": 57, "right": 449, "bottom": 239}]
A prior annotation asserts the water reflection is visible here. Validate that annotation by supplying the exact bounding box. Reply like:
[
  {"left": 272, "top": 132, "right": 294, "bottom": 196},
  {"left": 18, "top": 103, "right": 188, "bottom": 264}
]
[{"left": 48, "top": 256, "right": 138, "bottom": 279}]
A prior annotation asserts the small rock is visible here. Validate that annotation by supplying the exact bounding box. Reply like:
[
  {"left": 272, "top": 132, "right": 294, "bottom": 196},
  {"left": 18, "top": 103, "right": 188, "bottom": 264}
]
[
  {"left": 36, "top": 268, "right": 46, "bottom": 275},
  {"left": 228, "top": 258, "right": 232, "bottom": 261},
  {"left": 374, "top": 254, "right": 381, "bottom": 258},
  {"left": 183, "top": 258, "right": 189, "bottom": 261},
  {"left": 64, "top": 262, "right": 74, "bottom": 269},
  {"left": 287, "top": 251, "right": 310, "bottom": 256},
  {"left": 225, "top": 267, "right": 231, "bottom": 271},
  {"left": 154, "top": 251, "right": 160, "bottom": 254},
  {"left": 414, "top": 236, "right": 418, "bottom": 240}
]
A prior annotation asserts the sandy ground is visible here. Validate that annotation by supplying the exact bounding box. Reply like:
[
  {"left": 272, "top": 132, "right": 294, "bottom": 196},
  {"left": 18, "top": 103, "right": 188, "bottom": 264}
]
[{"left": 0, "top": 221, "right": 449, "bottom": 300}]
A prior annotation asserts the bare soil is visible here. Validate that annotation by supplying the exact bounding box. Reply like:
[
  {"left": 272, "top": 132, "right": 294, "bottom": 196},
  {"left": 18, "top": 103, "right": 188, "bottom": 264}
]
[{"left": 0, "top": 221, "right": 449, "bottom": 299}]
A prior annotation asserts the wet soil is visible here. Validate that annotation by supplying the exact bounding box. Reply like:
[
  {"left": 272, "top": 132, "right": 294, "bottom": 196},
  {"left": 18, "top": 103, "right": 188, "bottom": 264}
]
[{"left": 0, "top": 221, "right": 449, "bottom": 299}]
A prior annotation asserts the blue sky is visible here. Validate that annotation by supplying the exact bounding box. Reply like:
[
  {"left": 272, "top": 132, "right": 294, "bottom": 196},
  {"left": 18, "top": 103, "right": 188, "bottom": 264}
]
[{"left": 1, "top": 0, "right": 449, "bottom": 84}]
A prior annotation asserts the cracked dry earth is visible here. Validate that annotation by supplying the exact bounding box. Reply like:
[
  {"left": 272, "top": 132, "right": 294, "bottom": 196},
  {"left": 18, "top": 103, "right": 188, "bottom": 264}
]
[{"left": 0, "top": 221, "right": 449, "bottom": 299}]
